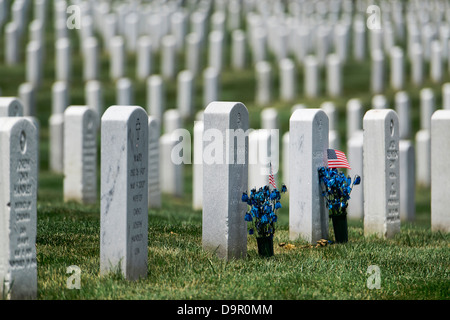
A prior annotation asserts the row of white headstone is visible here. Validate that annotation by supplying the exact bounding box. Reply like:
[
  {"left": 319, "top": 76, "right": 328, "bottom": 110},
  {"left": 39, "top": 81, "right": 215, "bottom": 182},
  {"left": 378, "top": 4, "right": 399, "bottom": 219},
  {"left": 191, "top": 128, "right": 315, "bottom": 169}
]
[{"left": 2, "top": 97, "right": 450, "bottom": 298}]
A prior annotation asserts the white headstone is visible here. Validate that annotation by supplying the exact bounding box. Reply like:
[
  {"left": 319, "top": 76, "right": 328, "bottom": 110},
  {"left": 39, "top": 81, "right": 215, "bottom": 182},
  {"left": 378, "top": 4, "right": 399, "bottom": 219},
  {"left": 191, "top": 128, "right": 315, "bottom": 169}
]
[
  {"left": 63, "top": 106, "right": 98, "bottom": 204},
  {"left": 371, "top": 49, "right": 385, "bottom": 94},
  {"left": 116, "top": 78, "right": 134, "bottom": 106},
  {"left": 231, "top": 29, "right": 246, "bottom": 70},
  {"left": 347, "top": 130, "right": 364, "bottom": 220},
  {"left": 353, "top": 19, "right": 366, "bottom": 61},
  {"left": 176, "top": 70, "right": 194, "bottom": 119},
  {"left": 185, "top": 33, "right": 201, "bottom": 77},
  {"left": 85, "top": 80, "right": 104, "bottom": 118},
  {"left": 208, "top": 30, "right": 225, "bottom": 72},
  {"left": 430, "top": 40, "right": 443, "bottom": 83},
  {"left": 431, "top": 110, "right": 450, "bottom": 232},
  {"left": 346, "top": 98, "right": 362, "bottom": 140},
  {"left": 390, "top": 46, "right": 404, "bottom": 91},
  {"left": 193, "top": 120, "right": 204, "bottom": 210},
  {"left": 110, "top": 36, "right": 126, "bottom": 81},
  {"left": 326, "top": 53, "right": 342, "bottom": 97},
  {"left": 304, "top": 55, "right": 319, "bottom": 98},
  {"left": 0, "top": 117, "right": 38, "bottom": 300},
  {"left": 55, "top": 38, "right": 72, "bottom": 82},
  {"left": 5, "top": 22, "right": 19, "bottom": 65},
  {"left": 363, "top": 109, "right": 400, "bottom": 239},
  {"left": 148, "top": 116, "right": 161, "bottom": 209},
  {"left": 410, "top": 43, "right": 423, "bottom": 87},
  {"left": 399, "top": 140, "right": 415, "bottom": 222},
  {"left": 203, "top": 67, "right": 220, "bottom": 107},
  {"left": 289, "top": 109, "right": 329, "bottom": 243},
  {"left": 146, "top": 75, "right": 165, "bottom": 121},
  {"left": 255, "top": 61, "right": 272, "bottom": 106},
  {"left": 82, "top": 37, "right": 99, "bottom": 81},
  {"left": 26, "top": 41, "right": 42, "bottom": 89},
  {"left": 161, "top": 35, "right": 177, "bottom": 80},
  {"left": 202, "top": 101, "right": 248, "bottom": 260},
  {"left": 395, "top": 91, "right": 411, "bottom": 139},
  {"left": 136, "top": 36, "right": 152, "bottom": 81},
  {"left": 0, "top": 97, "right": 24, "bottom": 117},
  {"left": 443, "top": 83, "right": 450, "bottom": 110},
  {"left": 279, "top": 58, "right": 296, "bottom": 102},
  {"left": 100, "top": 105, "right": 148, "bottom": 280},
  {"left": 18, "top": 83, "right": 35, "bottom": 117}
]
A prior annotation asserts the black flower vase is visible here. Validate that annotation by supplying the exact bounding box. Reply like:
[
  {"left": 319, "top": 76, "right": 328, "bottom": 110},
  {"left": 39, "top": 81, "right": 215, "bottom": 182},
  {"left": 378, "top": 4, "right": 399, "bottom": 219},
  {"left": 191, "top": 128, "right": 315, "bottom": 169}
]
[
  {"left": 256, "top": 235, "right": 274, "bottom": 257},
  {"left": 331, "top": 214, "right": 348, "bottom": 243}
]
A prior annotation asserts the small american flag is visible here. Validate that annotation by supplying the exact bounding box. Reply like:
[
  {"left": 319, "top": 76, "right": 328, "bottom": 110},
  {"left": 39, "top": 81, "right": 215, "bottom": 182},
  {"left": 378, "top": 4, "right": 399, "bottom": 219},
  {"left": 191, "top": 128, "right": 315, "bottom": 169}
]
[
  {"left": 327, "top": 149, "right": 351, "bottom": 169},
  {"left": 269, "top": 163, "right": 277, "bottom": 189}
]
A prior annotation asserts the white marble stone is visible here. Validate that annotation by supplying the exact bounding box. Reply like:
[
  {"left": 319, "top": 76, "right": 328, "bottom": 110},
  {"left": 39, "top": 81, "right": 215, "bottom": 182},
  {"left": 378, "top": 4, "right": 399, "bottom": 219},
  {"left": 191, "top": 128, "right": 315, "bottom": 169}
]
[
  {"left": 231, "top": 29, "right": 246, "bottom": 70},
  {"left": 55, "top": 38, "right": 72, "bottom": 82},
  {"left": 18, "top": 83, "right": 35, "bottom": 117},
  {"left": 399, "top": 140, "right": 415, "bottom": 222},
  {"left": 347, "top": 130, "right": 364, "bottom": 220},
  {"left": 110, "top": 36, "right": 126, "bottom": 81},
  {"left": 116, "top": 78, "right": 134, "bottom": 106},
  {"left": 146, "top": 75, "right": 165, "bottom": 121},
  {"left": 193, "top": 120, "right": 204, "bottom": 210},
  {"left": 82, "top": 37, "right": 99, "bottom": 81},
  {"left": 326, "top": 53, "right": 342, "bottom": 97},
  {"left": 431, "top": 110, "right": 450, "bottom": 232},
  {"left": 100, "top": 105, "right": 148, "bottom": 280},
  {"left": 289, "top": 109, "right": 329, "bottom": 243},
  {"left": 203, "top": 67, "right": 220, "bottom": 107},
  {"left": 279, "top": 58, "right": 296, "bottom": 102},
  {"left": 0, "top": 117, "right": 38, "bottom": 300},
  {"left": 304, "top": 55, "right": 319, "bottom": 98},
  {"left": 415, "top": 129, "right": 431, "bottom": 188},
  {"left": 443, "top": 83, "right": 450, "bottom": 110},
  {"left": 395, "top": 91, "right": 411, "bottom": 139},
  {"left": 390, "top": 46, "right": 404, "bottom": 91},
  {"left": 63, "top": 106, "right": 98, "bottom": 204},
  {"left": 185, "top": 33, "right": 201, "bottom": 77},
  {"left": 208, "top": 30, "right": 225, "bottom": 72},
  {"left": 136, "top": 36, "right": 152, "bottom": 81},
  {"left": 176, "top": 70, "right": 194, "bottom": 119},
  {"left": 363, "top": 109, "right": 400, "bottom": 239},
  {"left": 371, "top": 49, "right": 385, "bottom": 94},
  {"left": 255, "top": 61, "right": 272, "bottom": 106},
  {"left": 202, "top": 101, "right": 248, "bottom": 260},
  {"left": 0, "top": 97, "right": 24, "bottom": 117},
  {"left": 148, "top": 116, "right": 161, "bottom": 209},
  {"left": 161, "top": 35, "right": 177, "bottom": 80},
  {"left": 85, "top": 81, "right": 103, "bottom": 118},
  {"left": 346, "top": 98, "right": 362, "bottom": 140}
]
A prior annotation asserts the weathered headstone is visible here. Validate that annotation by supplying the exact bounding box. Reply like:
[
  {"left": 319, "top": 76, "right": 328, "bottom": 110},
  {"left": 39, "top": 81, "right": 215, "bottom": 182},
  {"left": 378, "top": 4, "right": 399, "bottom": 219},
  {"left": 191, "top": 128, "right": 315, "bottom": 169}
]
[
  {"left": 0, "top": 117, "right": 38, "bottom": 300},
  {"left": 443, "top": 83, "right": 450, "bottom": 110},
  {"left": 63, "top": 106, "right": 98, "bottom": 204},
  {"left": 202, "top": 101, "right": 248, "bottom": 260},
  {"left": 346, "top": 98, "right": 362, "bottom": 140},
  {"left": 148, "top": 116, "right": 161, "bottom": 209},
  {"left": 363, "top": 109, "right": 400, "bottom": 239},
  {"left": 85, "top": 80, "right": 104, "bottom": 118},
  {"left": 289, "top": 109, "right": 329, "bottom": 243},
  {"left": 431, "top": 110, "right": 450, "bottom": 232},
  {"left": 100, "top": 105, "right": 148, "bottom": 280}
]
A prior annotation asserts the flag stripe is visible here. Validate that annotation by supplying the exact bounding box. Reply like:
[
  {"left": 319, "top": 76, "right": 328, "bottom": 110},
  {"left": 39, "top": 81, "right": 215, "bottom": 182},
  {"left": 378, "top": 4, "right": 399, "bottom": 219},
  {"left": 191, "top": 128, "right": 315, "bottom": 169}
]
[
  {"left": 269, "top": 163, "right": 277, "bottom": 189},
  {"left": 327, "top": 149, "right": 351, "bottom": 169}
]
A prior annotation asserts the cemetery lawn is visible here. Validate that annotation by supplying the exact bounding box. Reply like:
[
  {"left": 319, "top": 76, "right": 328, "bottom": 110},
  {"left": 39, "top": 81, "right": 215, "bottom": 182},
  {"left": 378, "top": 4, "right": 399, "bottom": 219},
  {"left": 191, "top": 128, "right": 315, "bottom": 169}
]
[{"left": 36, "top": 171, "right": 449, "bottom": 300}]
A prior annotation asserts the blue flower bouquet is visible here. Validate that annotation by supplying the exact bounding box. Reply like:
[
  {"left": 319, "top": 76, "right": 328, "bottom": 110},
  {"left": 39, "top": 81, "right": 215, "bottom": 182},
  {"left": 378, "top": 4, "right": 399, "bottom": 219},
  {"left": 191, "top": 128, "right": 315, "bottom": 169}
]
[
  {"left": 318, "top": 167, "right": 361, "bottom": 243},
  {"left": 241, "top": 184, "right": 287, "bottom": 257}
]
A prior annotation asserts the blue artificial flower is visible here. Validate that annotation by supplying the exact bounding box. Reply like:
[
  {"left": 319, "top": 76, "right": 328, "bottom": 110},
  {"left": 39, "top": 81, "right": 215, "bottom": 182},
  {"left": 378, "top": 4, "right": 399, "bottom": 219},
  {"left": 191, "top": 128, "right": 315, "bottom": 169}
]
[
  {"left": 261, "top": 214, "right": 269, "bottom": 224},
  {"left": 353, "top": 175, "right": 361, "bottom": 185},
  {"left": 272, "top": 215, "right": 278, "bottom": 223},
  {"left": 244, "top": 213, "right": 252, "bottom": 222},
  {"left": 270, "top": 191, "right": 277, "bottom": 200},
  {"left": 281, "top": 185, "right": 287, "bottom": 193},
  {"left": 275, "top": 201, "right": 282, "bottom": 209},
  {"left": 249, "top": 228, "right": 254, "bottom": 235},
  {"left": 241, "top": 192, "right": 249, "bottom": 202}
]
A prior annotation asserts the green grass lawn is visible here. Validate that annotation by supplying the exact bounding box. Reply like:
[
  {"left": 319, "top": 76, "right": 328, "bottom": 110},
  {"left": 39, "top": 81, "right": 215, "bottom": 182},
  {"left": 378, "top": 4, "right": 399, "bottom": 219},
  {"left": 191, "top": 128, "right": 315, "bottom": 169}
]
[{"left": 1, "top": 3, "right": 449, "bottom": 300}]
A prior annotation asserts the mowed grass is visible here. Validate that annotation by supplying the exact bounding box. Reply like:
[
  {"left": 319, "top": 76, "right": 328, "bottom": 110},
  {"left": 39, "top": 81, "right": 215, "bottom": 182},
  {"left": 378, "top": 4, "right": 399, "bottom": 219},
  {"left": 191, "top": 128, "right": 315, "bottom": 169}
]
[{"left": 0, "top": 4, "right": 449, "bottom": 300}]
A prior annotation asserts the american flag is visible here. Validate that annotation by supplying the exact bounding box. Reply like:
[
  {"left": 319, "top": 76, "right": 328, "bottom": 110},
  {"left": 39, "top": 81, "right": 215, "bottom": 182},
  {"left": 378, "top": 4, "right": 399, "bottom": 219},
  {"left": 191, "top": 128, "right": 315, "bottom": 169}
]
[
  {"left": 327, "top": 149, "right": 351, "bottom": 169},
  {"left": 269, "top": 163, "right": 277, "bottom": 189}
]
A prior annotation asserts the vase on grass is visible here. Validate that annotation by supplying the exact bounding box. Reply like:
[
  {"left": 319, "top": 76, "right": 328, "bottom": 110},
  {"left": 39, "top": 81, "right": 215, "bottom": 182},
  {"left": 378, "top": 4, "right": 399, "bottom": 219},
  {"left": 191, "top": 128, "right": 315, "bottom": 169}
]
[
  {"left": 331, "top": 213, "right": 348, "bottom": 243},
  {"left": 256, "top": 235, "right": 274, "bottom": 257}
]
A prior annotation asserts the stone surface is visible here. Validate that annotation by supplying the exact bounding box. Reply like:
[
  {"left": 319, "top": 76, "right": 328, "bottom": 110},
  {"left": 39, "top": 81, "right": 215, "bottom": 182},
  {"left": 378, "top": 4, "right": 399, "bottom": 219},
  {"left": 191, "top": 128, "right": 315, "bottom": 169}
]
[
  {"left": 304, "top": 55, "right": 319, "bottom": 98},
  {"left": 371, "top": 49, "right": 384, "bottom": 94},
  {"left": 346, "top": 98, "right": 362, "bottom": 140},
  {"left": 431, "top": 110, "right": 450, "bottom": 232},
  {"left": 202, "top": 102, "right": 248, "bottom": 260},
  {"left": 326, "top": 53, "right": 342, "bottom": 97},
  {"left": 255, "top": 61, "right": 272, "bottom": 106},
  {"left": 146, "top": 75, "right": 165, "bottom": 121},
  {"left": 395, "top": 91, "right": 411, "bottom": 139},
  {"left": 399, "top": 140, "right": 415, "bottom": 222},
  {"left": 63, "top": 106, "right": 98, "bottom": 204},
  {"left": 18, "top": 83, "right": 35, "bottom": 117},
  {"left": 0, "top": 97, "right": 24, "bottom": 117},
  {"left": 279, "top": 58, "right": 296, "bottom": 102},
  {"left": 177, "top": 70, "right": 194, "bottom": 119},
  {"left": 363, "top": 109, "right": 400, "bottom": 239},
  {"left": 203, "top": 67, "right": 220, "bottom": 107},
  {"left": 0, "top": 117, "right": 38, "bottom": 300},
  {"left": 347, "top": 130, "right": 364, "bottom": 220},
  {"left": 148, "top": 116, "right": 161, "bottom": 209},
  {"left": 100, "top": 105, "right": 148, "bottom": 280},
  {"left": 193, "top": 120, "right": 204, "bottom": 210},
  {"left": 289, "top": 109, "right": 329, "bottom": 243},
  {"left": 49, "top": 114, "right": 64, "bottom": 173}
]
